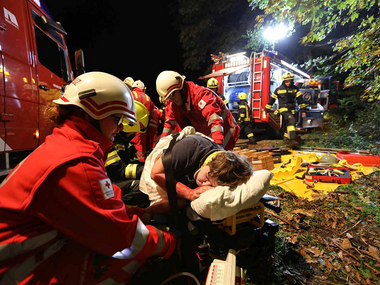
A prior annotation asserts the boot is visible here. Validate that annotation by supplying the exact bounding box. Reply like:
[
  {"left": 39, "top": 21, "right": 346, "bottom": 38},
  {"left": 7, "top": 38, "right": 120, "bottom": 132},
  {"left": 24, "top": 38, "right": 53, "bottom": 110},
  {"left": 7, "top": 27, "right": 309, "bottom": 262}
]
[
  {"left": 287, "top": 139, "right": 299, "bottom": 149},
  {"left": 248, "top": 137, "right": 257, "bottom": 145}
]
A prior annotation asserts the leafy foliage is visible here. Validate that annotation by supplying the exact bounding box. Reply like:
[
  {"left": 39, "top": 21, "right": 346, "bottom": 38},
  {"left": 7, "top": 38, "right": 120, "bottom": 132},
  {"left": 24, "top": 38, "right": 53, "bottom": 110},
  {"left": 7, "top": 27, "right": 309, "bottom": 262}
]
[
  {"left": 247, "top": 0, "right": 380, "bottom": 98},
  {"left": 301, "top": 102, "right": 380, "bottom": 154},
  {"left": 262, "top": 172, "right": 380, "bottom": 284},
  {"left": 169, "top": 0, "right": 256, "bottom": 71}
]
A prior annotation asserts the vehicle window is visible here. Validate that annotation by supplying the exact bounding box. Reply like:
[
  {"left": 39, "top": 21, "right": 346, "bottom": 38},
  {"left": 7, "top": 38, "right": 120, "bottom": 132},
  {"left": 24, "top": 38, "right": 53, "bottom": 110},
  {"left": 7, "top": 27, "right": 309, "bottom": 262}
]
[
  {"left": 34, "top": 27, "right": 63, "bottom": 79},
  {"left": 31, "top": 10, "right": 71, "bottom": 82}
]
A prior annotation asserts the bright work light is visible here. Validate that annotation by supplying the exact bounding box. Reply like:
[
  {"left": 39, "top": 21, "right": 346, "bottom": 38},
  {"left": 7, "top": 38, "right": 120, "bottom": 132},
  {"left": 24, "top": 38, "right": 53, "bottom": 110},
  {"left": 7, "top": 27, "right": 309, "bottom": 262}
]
[{"left": 263, "top": 23, "right": 288, "bottom": 51}]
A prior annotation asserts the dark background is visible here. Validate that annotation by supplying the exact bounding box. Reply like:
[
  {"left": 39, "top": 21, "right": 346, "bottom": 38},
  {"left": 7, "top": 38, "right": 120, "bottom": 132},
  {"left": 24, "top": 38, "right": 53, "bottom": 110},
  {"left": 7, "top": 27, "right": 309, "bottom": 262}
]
[{"left": 44, "top": 0, "right": 186, "bottom": 106}]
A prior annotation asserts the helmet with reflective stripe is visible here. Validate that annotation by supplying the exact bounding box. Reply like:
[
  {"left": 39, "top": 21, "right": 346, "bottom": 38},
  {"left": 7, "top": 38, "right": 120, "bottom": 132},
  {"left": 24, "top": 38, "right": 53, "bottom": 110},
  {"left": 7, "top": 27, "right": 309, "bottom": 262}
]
[
  {"left": 124, "top": 77, "right": 134, "bottom": 88},
  {"left": 132, "top": 80, "right": 145, "bottom": 90},
  {"left": 238, "top": 92, "right": 248, "bottom": 100},
  {"left": 207, "top": 77, "right": 219, "bottom": 89},
  {"left": 282, "top": 72, "right": 294, "bottom": 81},
  {"left": 156, "top": 70, "right": 186, "bottom": 103},
  {"left": 123, "top": 101, "right": 149, "bottom": 133},
  {"left": 53, "top": 72, "right": 136, "bottom": 125}
]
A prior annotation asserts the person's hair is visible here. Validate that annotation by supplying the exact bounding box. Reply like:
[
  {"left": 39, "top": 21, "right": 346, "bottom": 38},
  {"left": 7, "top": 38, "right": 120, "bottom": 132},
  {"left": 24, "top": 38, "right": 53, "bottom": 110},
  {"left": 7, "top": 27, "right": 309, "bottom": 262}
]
[
  {"left": 44, "top": 103, "right": 86, "bottom": 127},
  {"left": 208, "top": 151, "right": 253, "bottom": 188}
]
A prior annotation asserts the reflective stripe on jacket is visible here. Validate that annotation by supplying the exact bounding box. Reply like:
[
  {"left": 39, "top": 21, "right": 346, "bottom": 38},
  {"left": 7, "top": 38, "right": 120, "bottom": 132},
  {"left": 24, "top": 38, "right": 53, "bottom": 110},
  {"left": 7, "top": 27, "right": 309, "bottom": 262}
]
[
  {"left": 0, "top": 115, "right": 176, "bottom": 284},
  {"left": 163, "top": 81, "right": 239, "bottom": 150}
]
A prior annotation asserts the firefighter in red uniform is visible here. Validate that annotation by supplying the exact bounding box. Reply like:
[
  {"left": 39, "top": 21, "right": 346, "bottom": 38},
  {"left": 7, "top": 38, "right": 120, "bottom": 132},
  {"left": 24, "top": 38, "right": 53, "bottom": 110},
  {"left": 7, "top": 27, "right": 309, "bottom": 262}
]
[
  {"left": 131, "top": 80, "right": 162, "bottom": 162},
  {"left": 156, "top": 71, "right": 240, "bottom": 150},
  {"left": 264, "top": 72, "right": 307, "bottom": 148},
  {"left": 0, "top": 72, "right": 176, "bottom": 284}
]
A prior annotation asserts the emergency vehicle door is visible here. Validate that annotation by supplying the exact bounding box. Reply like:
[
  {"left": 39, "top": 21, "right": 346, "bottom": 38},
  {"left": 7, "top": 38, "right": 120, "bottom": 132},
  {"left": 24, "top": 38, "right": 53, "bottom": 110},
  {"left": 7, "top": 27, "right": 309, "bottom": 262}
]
[
  {"left": 27, "top": 1, "right": 73, "bottom": 144},
  {"left": 0, "top": 44, "right": 5, "bottom": 153},
  {"left": 0, "top": 0, "right": 37, "bottom": 153}
]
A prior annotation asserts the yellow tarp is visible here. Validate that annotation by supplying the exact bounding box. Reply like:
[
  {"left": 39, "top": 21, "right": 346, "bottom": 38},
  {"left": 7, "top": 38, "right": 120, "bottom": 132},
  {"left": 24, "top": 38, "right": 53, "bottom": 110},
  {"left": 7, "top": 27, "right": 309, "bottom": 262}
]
[{"left": 270, "top": 151, "right": 375, "bottom": 199}]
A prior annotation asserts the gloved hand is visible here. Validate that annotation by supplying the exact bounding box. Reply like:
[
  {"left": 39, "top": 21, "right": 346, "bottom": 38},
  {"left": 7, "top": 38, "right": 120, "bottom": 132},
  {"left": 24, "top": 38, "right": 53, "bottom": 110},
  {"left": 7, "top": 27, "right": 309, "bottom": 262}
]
[{"left": 264, "top": 108, "right": 270, "bottom": 114}]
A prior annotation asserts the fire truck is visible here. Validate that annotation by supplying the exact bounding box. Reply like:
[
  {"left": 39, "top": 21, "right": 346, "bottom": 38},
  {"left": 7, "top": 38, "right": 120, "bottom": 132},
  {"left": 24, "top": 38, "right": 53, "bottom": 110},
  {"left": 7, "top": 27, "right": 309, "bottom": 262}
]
[
  {"left": 200, "top": 50, "right": 339, "bottom": 136},
  {"left": 0, "top": 0, "right": 84, "bottom": 176}
]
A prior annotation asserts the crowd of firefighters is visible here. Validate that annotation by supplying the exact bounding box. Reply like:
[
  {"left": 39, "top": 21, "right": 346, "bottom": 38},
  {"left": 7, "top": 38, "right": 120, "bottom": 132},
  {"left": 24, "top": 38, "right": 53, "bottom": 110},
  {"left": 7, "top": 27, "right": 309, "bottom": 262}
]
[{"left": 0, "top": 69, "right": 305, "bottom": 284}]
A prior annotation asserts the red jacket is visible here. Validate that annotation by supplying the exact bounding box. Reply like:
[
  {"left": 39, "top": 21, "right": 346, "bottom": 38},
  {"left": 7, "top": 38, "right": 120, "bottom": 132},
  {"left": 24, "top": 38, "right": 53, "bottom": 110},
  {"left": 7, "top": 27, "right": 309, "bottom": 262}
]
[
  {"left": 162, "top": 81, "right": 240, "bottom": 150},
  {"left": 131, "top": 88, "right": 161, "bottom": 161},
  {"left": 0, "top": 115, "right": 175, "bottom": 284}
]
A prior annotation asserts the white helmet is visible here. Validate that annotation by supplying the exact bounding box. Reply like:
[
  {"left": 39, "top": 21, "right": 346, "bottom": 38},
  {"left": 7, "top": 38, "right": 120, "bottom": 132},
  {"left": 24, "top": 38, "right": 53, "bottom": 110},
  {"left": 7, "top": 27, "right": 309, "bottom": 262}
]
[
  {"left": 156, "top": 70, "right": 185, "bottom": 103},
  {"left": 123, "top": 77, "right": 134, "bottom": 88},
  {"left": 53, "top": 72, "right": 137, "bottom": 125},
  {"left": 132, "top": 80, "right": 145, "bottom": 90}
]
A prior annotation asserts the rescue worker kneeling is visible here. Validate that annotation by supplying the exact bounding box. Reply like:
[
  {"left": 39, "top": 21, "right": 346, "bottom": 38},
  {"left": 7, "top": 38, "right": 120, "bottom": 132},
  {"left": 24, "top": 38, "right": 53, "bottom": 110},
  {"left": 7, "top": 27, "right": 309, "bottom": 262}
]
[
  {"left": 0, "top": 72, "right": 176, "bottom": 284},
  {"left": 264, "top": 72, "right": 307, "bottom": 148}
]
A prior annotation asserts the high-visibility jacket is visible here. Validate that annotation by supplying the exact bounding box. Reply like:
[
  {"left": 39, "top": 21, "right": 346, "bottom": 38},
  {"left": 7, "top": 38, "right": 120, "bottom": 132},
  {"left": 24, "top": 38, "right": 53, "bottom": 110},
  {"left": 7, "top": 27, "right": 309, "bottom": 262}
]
[
  {"left": 162, "top": 81, "right": 240, "bottom": 150},
  {"left": 265, "top": 82, "right": 307, "bottom": 113},
  {"left": 238, "top": 99, "right": 251, "bottom": 122},
  {"left": 131, "top": 88, "right": 161, "bottom": 162},
  {"left": 105, "top": 134, "right": 143, "bottom": 181},
  {"left": 0, "top": 115, "right": 176, "bottom": 285}
]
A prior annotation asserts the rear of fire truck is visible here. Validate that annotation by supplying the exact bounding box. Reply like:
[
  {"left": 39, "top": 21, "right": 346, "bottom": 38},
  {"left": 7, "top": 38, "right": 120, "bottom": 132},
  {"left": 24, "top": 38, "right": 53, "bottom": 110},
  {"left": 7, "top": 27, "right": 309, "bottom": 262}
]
[
  {"left": 200, "top": 51, "right": 338, "bottom": 136},
  {"left": 0, "top": 0, "right": 82, "bottom": 177}
]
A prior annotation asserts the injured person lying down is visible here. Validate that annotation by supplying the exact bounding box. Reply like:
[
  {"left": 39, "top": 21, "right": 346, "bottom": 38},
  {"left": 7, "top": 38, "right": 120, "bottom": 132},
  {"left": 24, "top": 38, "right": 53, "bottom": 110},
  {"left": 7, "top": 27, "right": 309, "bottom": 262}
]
[{"left": 139, "top": 127, "right": 273, "bottom": 221}]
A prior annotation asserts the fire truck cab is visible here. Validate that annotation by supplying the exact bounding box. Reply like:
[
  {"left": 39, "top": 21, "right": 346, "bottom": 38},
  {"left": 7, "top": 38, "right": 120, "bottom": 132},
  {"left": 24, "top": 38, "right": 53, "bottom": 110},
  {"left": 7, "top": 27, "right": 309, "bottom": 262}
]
[
  {"left": 200, "top": 50, "right": 338, "bottom": 136},
  {"left": 0, "top": 0, "right": 80, "bottom": 176}
]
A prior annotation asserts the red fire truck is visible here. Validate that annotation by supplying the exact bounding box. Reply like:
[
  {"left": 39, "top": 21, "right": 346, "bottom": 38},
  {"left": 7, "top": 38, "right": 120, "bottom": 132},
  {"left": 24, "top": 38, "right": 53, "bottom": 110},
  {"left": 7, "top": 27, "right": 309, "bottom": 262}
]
[
  {"left": 0, "top": 0, "right": 83, "bottom": 176},
  {"left": 200, "top": 50, "right": 339, "bottom": 136}
]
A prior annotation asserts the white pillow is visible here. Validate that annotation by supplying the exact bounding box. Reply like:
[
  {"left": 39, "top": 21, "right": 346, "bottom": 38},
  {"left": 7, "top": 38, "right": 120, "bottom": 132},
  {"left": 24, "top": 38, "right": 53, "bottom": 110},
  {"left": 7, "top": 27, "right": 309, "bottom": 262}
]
[{"left": 190, "top": 170, "right": 273, "bottom": 221}]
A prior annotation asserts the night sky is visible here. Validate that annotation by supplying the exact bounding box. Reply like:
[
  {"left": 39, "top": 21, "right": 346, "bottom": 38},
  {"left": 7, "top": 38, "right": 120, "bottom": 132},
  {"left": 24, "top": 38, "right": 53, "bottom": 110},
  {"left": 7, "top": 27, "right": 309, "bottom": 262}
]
[
  {"left": 44, "top": 0, "right": 183, "bottom": 106},
  {"left": 42, "top": 0, "right": 316, "bottom": 107}
]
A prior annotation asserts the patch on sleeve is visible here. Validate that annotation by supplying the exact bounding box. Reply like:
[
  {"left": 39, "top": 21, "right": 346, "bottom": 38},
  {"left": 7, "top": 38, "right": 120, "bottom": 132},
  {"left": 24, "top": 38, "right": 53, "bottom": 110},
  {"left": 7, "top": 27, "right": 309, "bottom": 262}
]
[
  {"left": 99, "top": 178, "right": 114, "bottom": 200},
  {"left": 198, "top": 99, "right": 207, "bottom": 110}
]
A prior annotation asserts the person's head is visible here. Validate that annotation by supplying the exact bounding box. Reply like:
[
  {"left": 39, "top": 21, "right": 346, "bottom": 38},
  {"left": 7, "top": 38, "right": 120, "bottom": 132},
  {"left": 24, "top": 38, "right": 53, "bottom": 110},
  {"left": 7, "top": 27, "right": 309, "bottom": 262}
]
[
  {"left": 46, "top": 72, "right": 136, "bottom": 143},
  {"left": 282, "top": 72, "right": 294, "bottom": 87},
  {"left": 207, "top": 77, "right": 219, "bottom": 92},
  {"left": 238, "top": 92, "right": 248, "bottom": 101},
  {"left": 122, "top": 101, "right": 149, "bottom": 133},
  {"left": 156, "top": 70, "right": 186, "bottom": 105},
  {"left": 195, "top": 151, "right": 253, "bottom": 188},
  {"left": 123, "top": 77, "right": 134, "bottom": 91},
  {"left": 132, "top": 80, "right": 146, "bottom": 92}
]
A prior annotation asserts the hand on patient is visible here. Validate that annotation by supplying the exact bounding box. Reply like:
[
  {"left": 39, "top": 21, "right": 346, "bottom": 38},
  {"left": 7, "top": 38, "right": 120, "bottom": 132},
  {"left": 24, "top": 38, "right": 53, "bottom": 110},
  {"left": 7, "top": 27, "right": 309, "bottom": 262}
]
[{"left": 187, "top": 185, "right": 214, "bottom": 201}]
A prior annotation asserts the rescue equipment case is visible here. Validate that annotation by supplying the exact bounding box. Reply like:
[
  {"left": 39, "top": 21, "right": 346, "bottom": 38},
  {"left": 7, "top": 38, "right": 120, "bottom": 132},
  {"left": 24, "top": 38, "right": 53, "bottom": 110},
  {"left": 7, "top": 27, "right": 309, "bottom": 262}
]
[
  {"left": 336, "top": 151, "right": 380, "bottom": 167},
  {"left": 305, "top": 165, "right": 351, "bottom": 184}
]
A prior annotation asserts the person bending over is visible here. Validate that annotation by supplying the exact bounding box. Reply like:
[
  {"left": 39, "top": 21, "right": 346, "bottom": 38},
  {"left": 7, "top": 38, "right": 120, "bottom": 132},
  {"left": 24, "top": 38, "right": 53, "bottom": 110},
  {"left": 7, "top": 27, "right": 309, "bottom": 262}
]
[{"left": 141, "top": 135, "right": 253, "bottom": 215}]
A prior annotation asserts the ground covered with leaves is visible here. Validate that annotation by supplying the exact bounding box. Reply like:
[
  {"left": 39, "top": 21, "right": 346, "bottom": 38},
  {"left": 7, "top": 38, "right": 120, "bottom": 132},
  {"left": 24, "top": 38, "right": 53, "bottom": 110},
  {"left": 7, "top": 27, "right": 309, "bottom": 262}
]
[
  {"left": 300, "top": 102, "right": 380, "bottom": 154},
  {"left": 250, "top": 171, "right": 380, "bottom": 284}
]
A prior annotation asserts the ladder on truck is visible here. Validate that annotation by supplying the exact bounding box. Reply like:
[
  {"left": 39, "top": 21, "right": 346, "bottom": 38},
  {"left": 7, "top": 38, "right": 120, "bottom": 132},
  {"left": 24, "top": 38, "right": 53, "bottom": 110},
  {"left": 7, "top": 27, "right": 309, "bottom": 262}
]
[{"left": 250, "top": 52, "right": 264, "bottom": 120}]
